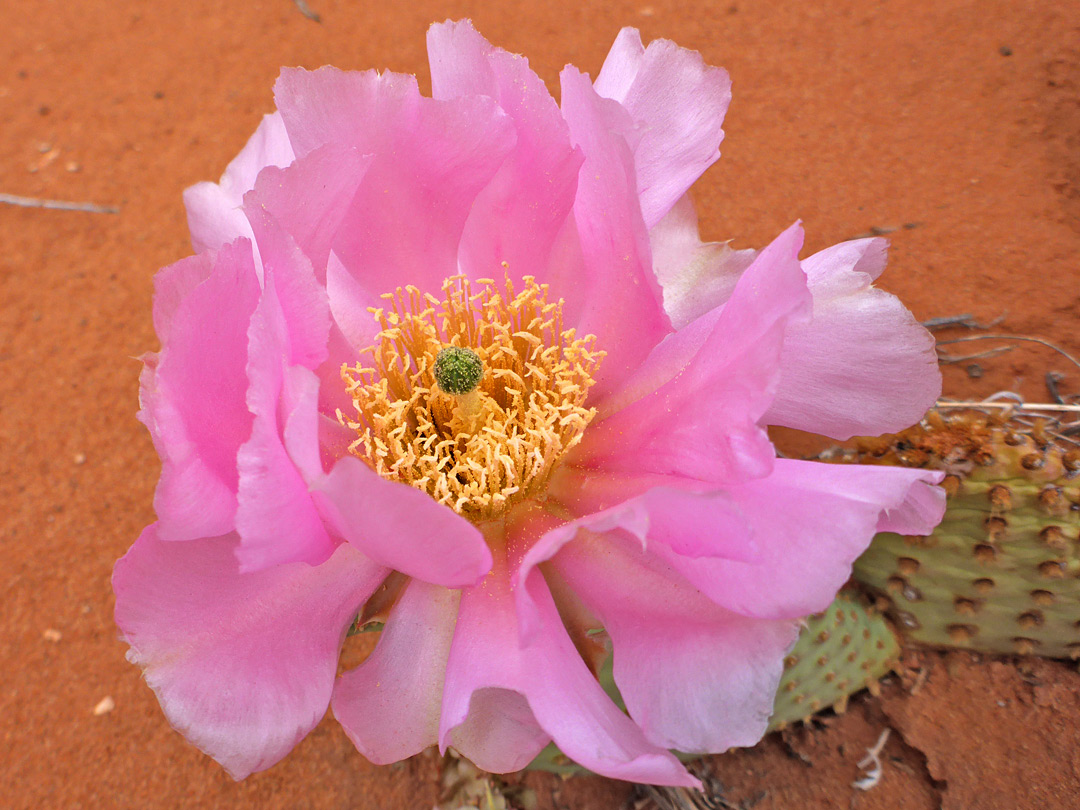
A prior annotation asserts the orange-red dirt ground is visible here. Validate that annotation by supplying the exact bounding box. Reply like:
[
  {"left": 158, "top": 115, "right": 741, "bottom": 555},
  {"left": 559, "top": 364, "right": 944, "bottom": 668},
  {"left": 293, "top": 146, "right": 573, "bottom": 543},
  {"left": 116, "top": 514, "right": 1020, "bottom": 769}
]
[{"left": 2, "top": 1, "right": 1079, "bottom": 808}]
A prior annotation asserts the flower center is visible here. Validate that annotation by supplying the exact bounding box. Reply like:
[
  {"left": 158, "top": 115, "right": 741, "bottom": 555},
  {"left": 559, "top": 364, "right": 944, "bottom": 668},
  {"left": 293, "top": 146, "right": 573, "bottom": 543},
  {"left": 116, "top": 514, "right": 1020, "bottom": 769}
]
[{"left": 339, "top": 274, "right": 604, "bottom": 522}]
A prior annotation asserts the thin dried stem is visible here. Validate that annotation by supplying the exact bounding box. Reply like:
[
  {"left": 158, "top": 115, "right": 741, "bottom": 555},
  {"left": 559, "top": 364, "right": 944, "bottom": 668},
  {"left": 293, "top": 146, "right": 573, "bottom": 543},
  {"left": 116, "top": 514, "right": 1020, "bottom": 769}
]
[
  {"left": 934, "top": 334, "right": 1080, "bottom": 373},
  {"left": 934, "top": 401, "right": 1080, "bottom": 413},
  {"left": 0, "top": 192, "right": 119, "bottom": 214}
]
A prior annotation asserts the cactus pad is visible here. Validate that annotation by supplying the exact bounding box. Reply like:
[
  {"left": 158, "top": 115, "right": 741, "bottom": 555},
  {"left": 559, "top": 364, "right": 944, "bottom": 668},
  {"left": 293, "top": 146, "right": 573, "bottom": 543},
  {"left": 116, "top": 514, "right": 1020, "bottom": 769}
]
[
  {"left": 769, "top": 591, "right": 901, "bottom": 729},
  {"left": 850, "top": 408, "right": 1080, "bottom": 658}
]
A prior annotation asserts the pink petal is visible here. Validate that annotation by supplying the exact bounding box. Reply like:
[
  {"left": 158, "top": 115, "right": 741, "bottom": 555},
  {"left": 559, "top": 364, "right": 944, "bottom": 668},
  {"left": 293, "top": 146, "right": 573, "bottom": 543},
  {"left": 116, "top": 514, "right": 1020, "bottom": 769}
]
[
  {"left": 515, "top": 478, "right": 757, "bottom": 645},
  {"left": 438, "top": 555, "right": 549, "bottom": 773},
  {"left": 666, "top": 458, "right": 945, "bottom": 619},
  {"left": 235, "top": 364, "right": 334, "bottom": 570},
  {"left": 549, "top": 531, "right": 799, "bottom": 753},
  {"left": 556, "top": 67, "right": 671, "bottom": 399},
  {"left": 234, "top": 255, "right": 334, "bottom": 571},
  {"left": 113, "top": 525, "right": 386, "bottom": 779},
  {"left": 445, "top": 687, "right": 550, "bottom": 773},
  {"left": 440, "top": 550, "right": 698, "bottom": 786},
  {"left": 140, "top": 240, "right": 260, "bottom": 541},
  {"left": 763, "top": 239, "right": 942, "bottom": 439},
  {"left": 333, "top": 579, "right": 459, "bottom": 764},
  {"left": 576, "top": 223, "right": 810, "bottom": 485},
  {"left": 595, "top": 29, "right": 732, "bottom": 228},
  {"left": 311, "top": 456, "right": 492, "bottom": 588},
  {"left": 427, "top": 20, "right": 584, "bottom": 285},
  {"left": 315, "top": 312, "right": 372, "bottom": 423},
  {"left": 651, "top": 214, "right": 940, "bottom": 440},
  {"left": 274, "top": 67, "right": 516, "bottom": 299},
  {"left": 650, "top": 194, "right": 756, "bottom": 329},
  {"left": 324, "top": 250, "right": 380, "bottom": 353},
  {"left": 242, "top": 143, "right": 371, "bottom": 283},
  {"left": 245, "top": 210, "right": 331, "bottom": 370},
  {"left": 272, "top": 68, "right": 415, "bottom": 159},
  {"left": 183, "top": 112, "right": 295, "bottom": 253},
  {"left": 280, "top": 365, "right": 326, "bottom": 485}
]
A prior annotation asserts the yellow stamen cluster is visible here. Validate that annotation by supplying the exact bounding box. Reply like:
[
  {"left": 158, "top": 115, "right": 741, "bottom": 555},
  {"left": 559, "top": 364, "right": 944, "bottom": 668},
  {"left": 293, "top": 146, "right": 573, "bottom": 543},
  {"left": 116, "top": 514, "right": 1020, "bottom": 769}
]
[{"left": 338, "top": 274, "right": 604, "bottom": 522}]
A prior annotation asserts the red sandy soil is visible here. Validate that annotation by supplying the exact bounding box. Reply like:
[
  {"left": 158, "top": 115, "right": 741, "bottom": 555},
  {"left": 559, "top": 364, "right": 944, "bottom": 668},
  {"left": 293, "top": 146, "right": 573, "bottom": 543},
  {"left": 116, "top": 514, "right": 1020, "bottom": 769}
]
[{"left": 2, "top": 1, "right": 1078, "bottom": 808}]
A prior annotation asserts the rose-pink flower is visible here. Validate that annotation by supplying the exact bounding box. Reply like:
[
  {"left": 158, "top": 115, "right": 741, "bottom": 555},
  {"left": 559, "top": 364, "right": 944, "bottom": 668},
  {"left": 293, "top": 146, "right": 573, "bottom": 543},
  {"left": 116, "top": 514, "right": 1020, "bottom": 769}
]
[{"left": 114, "top": 21, "right": 945, "bottom": 787}]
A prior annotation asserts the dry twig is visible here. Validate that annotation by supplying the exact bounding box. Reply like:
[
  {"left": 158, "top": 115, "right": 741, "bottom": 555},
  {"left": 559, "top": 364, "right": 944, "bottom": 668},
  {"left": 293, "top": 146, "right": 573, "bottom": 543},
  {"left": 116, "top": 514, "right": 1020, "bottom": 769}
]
[
  {"left": 852, "top": 729, "right": 891, "bottom": 791},
  {"left": 293, "top": 0, "right": 321, "bottom": 21},
  {"left": 0, "top": 192, "right": 119, "bottom": 214},
  {"left": 934, "top": 334, "right": 1080, "bottom": 373}
]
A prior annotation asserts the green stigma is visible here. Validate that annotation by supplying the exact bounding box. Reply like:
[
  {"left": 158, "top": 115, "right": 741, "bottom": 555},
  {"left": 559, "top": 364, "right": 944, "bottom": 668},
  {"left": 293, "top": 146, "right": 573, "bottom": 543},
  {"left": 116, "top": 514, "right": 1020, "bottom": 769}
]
[{"left": 434, "top": 346, "right": 484, "bottom": 395}]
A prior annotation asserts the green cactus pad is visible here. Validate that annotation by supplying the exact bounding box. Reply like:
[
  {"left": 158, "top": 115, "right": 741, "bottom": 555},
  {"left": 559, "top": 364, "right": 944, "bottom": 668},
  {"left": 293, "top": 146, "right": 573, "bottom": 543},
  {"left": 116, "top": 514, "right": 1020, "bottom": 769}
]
[
  {"left": 850, "top": 409, "right": 1080, "bottom": 658},
  {"left": 770, "top": 591, "right": 901, "bottom": 729},
  {"left": 526, "top": 593, "right": 899, "bottom": 774}
]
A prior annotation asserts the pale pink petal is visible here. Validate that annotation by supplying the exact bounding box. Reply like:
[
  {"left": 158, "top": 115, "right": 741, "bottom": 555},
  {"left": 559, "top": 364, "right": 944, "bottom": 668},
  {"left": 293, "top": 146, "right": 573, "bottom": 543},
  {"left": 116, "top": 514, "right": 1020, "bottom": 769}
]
[
  {"left": 427, "top": 20, "right": 584, "bottom": 285},
  {"left": 274, "top": 67, "right": 516, "bottom": 298},
  {"left": 548, "top": 532, "right": 799, "bottom": 753},
  {"left": 183, "top": 112, "right": 295, "bottom": 253},
  {"left": 764, "top": 239, "right": 942, "bottom": 439},
  {"left": 446, "top": 688, "right": 550, "bottom": 773},
  {"left": 803, "top": 236, "right": 888, "bottom": 288},
  {"left": 650, "top": 194, "right": 756, "bottom": 329},
  {"left": 576, "top": 223, "right": 809, "bottom": 485},
  {"left": 113, "top": 525, "right": 386, "bottom": 779},
  {"left": 557, "top": 67, "right": 671, "bottom": 399},
  {"left": 440, "top": 552, "right": 698, "bottom": 786},
  {"left": 311, "top": 456, "right": 492, "bottom": 588},
  {"left": 242, "top": 143, "right": 371, "bottom": 283},
  {"left": 140, "top": 241, "right": 260, "bottom": 541},
  {"left": 324, "top": 249, "right": 381, "bottom": 352},
  {"left": 593, "top": 28, "right": 645, "bottom": 101},
  {"left": 875, "top": 468, "right": 947, "bottom": 534},
  {"left": 595, "top": 29, "right": 732, "bottom": 228},
  {"left": 216, "top": 112, "right": 296, "bottom": 199},
  {"left": 184, "top": 182, "right": 254, "bottom": 257},
  {"left": 333, "top": 580, "right": 459, "bottom": 764},
  {"left": 665, "top": 459, "right": 945, "bottom": 619}
]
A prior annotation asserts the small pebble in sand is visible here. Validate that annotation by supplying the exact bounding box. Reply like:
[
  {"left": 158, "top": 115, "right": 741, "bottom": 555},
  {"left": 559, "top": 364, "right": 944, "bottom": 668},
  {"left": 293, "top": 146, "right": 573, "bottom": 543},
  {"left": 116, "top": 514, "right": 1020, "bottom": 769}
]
[
  {"left": 73, "top": 453, "right": 87, "bottom": 465},
  {"left": 93, "top": 696, "right": 115, "bottom": 716},
  {"left": 42, "top": 629, "right": 62, "bottom": 642},
  {"left": 65, "top": 161, "right": 81, "bottom": 173}
]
